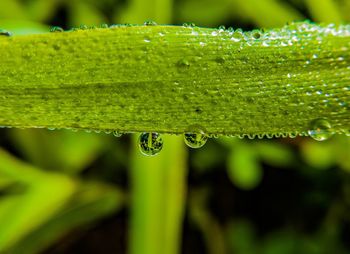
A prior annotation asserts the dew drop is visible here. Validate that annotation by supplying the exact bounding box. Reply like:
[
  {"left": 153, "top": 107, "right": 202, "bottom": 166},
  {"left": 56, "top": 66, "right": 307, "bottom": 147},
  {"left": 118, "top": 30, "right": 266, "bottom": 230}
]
[
  {"left": 184, "top": 133, "right": 208, "bottom": 148},
  {"left": 218, "top": 25, "right": 225, "bottom": 31},
  {"left": 183, "top": 22, "right": 196, "bottom": 28},
  {"left": 113, "top": 131, "right": 123, "bottom": 137},
  {"left": 252, "top": 30, "right": 261, "bottom": 39},
  {"left": 308, "top": 118, "right": 334, "bottom": 141},
  {"left": 0, "top": 29, "right": 12, "bottom": 36},
  {"left": 230, "top": 30, "right": 243, "bottom": 42},
  {"left": 144, "top": 20, "right": 157, "bottom": 26},
  {"left": 227, "top": 27, "right": 234, "bottom": 33},
  {"left": 178, "top": 58, "right": 190, "bottom": 67},
  {"left": 138, "top": 132, "right": 163, "bottom": 156},
  {"left": 79, "top": 24, "right": 88, "bottom": 30},
  {"left": 100, "top": 23, "right": 109, "bottom": 28},
  {"left": 50, "top": 26, "right": 64, "bottom": 32}
]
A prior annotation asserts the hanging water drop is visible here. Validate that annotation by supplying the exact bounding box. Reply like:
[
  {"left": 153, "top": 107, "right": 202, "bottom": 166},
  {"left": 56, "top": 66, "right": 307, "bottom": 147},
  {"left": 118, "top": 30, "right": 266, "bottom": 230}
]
[
  {"left": 113, "top": 131, "right": 123, "bottom": 137},
  {"left": 138, "top": 132, "right": 163, "bottom": 156},
  {"left": 0, "top": 29, "right": 12, "bottom": 36},
  {"left": 50, "top": 26, "right": 64, "bottom": 32},
  {"left": 184, "top": 133, "right": 208, "bottom": 148},
  {"left": 308, "top": 118, "right": 334, "bottom": 141}
]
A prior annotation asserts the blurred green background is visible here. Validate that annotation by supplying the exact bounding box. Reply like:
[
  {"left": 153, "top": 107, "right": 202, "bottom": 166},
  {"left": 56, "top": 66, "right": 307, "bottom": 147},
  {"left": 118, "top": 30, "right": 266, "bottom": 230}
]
[{"left": 1, "top": 0, "right": 350, "bottom": 253}]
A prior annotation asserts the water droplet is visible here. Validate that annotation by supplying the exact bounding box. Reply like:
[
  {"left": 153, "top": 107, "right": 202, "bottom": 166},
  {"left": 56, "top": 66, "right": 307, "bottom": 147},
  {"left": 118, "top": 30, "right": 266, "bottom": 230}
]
[
  {"left": 178, "top": 58, "right": 190, "bottom": 67},
  {"left": 113, "top": 131, "right": 123, "bottom": 137},
  {"left": 0, "top": 29, "right": 12, "bottom": 36},
  {"left": 252, "top": 30, "right": 261, "bottom": 39},
  {"left": 144, "top": 20, "right": 157, "bottom": 26},
  {"left": 138, "top": 132, "right": 163, "bottom": 156},
  {"left": 227, "top": 27, "right": 234, "bottom": 33},
  {"left": 218, "top": 25, "right": 225, "bottom": 31},
  {"left": 230, "top": 30, "right": 243, "bottom": 42},
  {"left": 79, "top": 24, "right": 88, "bottom": 30},
  {"left": 183, "top": 22, "right": 196, "bottom": 28},
  {"left": 100, "top": 23, "right": 109, "bottom": 28},
  {"left": 308, "top": 118, "right": 334, "bottom": 141},
  {"left": 144, "top": 36, "right": 151, "bottom": 43},
  {"left": 184, "top": 133, "right": 208, "bottom": 148},
  {"left": 50, "top": 26, "right": 64, "bottom": 32}
]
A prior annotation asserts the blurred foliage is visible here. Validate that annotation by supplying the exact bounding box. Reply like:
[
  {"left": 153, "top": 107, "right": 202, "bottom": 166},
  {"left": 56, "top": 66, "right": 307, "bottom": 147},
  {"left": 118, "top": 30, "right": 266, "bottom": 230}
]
[{"left": 0, "top": 0, "right": 350, "bottom": 253}]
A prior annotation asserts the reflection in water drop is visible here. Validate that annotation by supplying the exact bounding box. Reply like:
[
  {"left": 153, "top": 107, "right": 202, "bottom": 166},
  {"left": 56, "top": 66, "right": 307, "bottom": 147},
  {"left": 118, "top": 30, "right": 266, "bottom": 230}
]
[
  {"left": 113, "top": 131, "right": 123, "bottom": 137},
  {"left": 184, "top": 133, "right": 208, "bottom": 148},
  {"left": 308, "top": 118, "right": 334, "bottom": 141},
  {"left": 138, "top": 132, "right": 163, "bottom": 156}
]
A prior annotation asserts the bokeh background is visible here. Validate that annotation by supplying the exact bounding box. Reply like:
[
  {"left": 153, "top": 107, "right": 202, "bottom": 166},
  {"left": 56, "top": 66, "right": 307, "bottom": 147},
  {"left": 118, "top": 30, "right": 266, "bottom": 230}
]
[{"left": 0, "top": 0, "right": 350, "bottom": 253}]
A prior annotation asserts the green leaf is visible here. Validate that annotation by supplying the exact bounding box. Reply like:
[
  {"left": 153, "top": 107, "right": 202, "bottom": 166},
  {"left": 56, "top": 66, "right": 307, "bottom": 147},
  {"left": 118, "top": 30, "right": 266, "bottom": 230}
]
[
  {"left": 0, "top": 0, "right": 27, "bottom": 20},
  {"left": 231, "top": 0, "right": 304, "bottom": 27},
  {"left": 0, "top": 149, "right": 124, "bottom": 253},
  {"left": 7, "top": 182, "right": 124, "bottom": 254},
  {"left": 0, "top": 23, "right": 349, "bottom": 136},
  {"left": 305, "top": 0, "right": 343, "bottom": 24},
  {"left": 0, "top": 19, "right": 48, "bottom": 35},
  {"left": 25, "top": 0, "right": 61, "bottom": 22},
  {"left": 227, "top": 144, "right": 262, "bottom": 190},
  {"left": 177, "top": 0, "right": 230, "bottom": 27},
  {"left": 68, "top": 1, "right": 107, "bottom": 27},
  {"left": 117, "top": 0, "right": 173, "bottom": 24},
  {"left": 0, "top": 149, "right": 76, "bottom": 251},
  {"left": 9, "top": 129, "right": 110, "bottom": 175},
  {"left": 255, "top": 141, "right": 295, "bottom": 167},
  {"left": 300, "top": 139, "right": 335, "bottom": 169}
]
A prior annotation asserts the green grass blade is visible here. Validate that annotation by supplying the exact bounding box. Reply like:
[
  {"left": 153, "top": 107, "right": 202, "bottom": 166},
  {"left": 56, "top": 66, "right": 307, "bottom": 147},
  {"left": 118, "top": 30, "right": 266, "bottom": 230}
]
[
  {"left": 305, "top": 0, "right": 343, "bottom": 24},
  {"left": 0, "top": 149, "right": 76, "bottom": 251},
  {"left": 8, "top": 182, "right": 124, "bottom": 254},
  {"left": 0, "top": 22, "right": 349, "bottom": 137}
]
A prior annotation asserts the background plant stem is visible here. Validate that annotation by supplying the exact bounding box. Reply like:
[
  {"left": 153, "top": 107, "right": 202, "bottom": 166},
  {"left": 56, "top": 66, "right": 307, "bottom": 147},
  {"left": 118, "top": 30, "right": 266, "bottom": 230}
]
[{"left": 129, "top": 135, "right": 187, "bottom": 254}]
